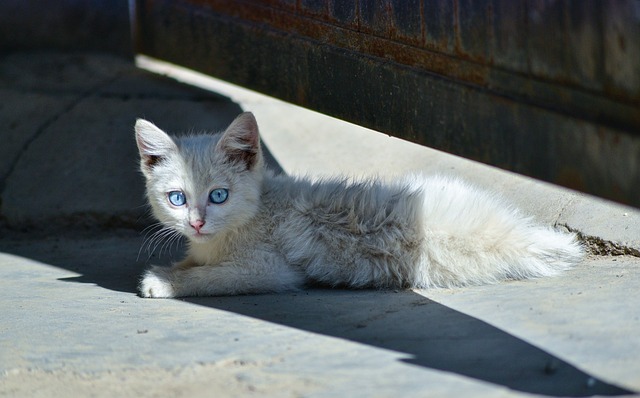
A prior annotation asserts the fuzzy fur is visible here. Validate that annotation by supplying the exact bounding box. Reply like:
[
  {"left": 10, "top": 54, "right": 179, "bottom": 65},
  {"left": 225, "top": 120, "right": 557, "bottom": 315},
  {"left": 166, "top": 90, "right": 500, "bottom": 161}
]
[{"left": 134, "top": 112, "right": 584, "bottom": 298}]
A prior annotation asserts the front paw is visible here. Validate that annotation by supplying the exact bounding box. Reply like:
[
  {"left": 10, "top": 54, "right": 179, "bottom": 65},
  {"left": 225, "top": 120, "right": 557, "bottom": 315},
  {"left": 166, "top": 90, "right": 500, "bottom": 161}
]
[{"left": 139, "top": 266, "right": 175, "bottom": 298}]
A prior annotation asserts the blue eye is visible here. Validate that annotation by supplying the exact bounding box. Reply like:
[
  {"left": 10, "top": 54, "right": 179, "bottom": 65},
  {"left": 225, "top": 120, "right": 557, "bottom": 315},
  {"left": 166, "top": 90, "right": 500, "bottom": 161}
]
[
  {"left": 167, "top": 191, "right": 186, "bottom": 206},
  {"left": 209, "top": 188, "right": 229, "bottom": 204}
]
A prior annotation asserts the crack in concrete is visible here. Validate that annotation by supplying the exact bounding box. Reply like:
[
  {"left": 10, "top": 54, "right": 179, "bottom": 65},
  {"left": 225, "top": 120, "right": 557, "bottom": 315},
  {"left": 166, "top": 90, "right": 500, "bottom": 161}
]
[
  {"left": 560, "top": 223, "right": 640, "bottom": 257},
  {"left": 552, "top": 195, "right": 577, "bottom": 230},
  {"left": 0, "top": 73, "right": 125, "bottom": 196},
  {"left": 548, "top": 198, "right": 639, "bottom": 258}
]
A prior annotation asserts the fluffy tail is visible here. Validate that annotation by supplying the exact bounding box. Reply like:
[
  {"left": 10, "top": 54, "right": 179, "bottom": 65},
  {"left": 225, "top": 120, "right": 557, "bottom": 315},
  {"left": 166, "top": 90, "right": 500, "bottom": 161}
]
[{"left": 413, "top": 176, "right": 584, "bottom": 288}]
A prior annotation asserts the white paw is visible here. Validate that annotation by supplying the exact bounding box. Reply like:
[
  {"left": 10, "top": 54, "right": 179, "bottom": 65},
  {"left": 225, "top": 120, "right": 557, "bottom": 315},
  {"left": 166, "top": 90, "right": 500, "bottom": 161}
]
[{"left": 139, "top": 267, "right": 175, "bottom": 298}]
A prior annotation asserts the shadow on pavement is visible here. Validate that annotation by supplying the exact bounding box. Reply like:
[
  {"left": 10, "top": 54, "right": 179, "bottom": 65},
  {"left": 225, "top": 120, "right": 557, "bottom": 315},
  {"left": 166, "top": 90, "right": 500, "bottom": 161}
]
[{"left": 186, "top": 291, "right": 633, "bottom": 397}]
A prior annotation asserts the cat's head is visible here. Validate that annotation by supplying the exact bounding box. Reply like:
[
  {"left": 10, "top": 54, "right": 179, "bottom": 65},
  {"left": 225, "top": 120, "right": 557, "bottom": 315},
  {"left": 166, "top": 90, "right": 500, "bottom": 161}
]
[{"left": 134, "top": 112, "right": 265, "bottom": 242}]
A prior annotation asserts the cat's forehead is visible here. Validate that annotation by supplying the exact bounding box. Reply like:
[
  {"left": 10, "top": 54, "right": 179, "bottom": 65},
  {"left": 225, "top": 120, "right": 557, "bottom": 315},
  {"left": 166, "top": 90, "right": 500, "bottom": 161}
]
[
  {"left": 174, "top": 133, "right": 224, "bottom": 164},
  {"left": 175, "top": 133, "right": 221, "bottom": 152},
  {"left": 172, "top": 133, "right": 234, "bottom": 187}
]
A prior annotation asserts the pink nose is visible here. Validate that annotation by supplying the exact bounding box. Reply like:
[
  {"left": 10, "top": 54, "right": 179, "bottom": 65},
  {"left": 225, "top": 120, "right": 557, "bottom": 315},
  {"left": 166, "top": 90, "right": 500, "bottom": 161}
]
[{"left": 190, "top": 220, "right": 205, "bottom": 232}]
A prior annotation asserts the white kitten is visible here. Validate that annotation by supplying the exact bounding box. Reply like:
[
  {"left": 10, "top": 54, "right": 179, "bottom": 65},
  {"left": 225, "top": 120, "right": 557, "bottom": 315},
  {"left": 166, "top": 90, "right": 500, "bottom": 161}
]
[{"left": 135, "top": 112, "right": 583, "bottom": 298}]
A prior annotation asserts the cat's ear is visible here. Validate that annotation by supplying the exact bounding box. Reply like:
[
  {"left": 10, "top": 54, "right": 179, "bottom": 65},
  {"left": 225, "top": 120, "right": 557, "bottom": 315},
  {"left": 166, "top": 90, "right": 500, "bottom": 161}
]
[
  {"left": 217, "top": 112, "right": 263, "bottom": 170},
  {"left": 134, "top": 119, "right": 178, "bottom": 172}
]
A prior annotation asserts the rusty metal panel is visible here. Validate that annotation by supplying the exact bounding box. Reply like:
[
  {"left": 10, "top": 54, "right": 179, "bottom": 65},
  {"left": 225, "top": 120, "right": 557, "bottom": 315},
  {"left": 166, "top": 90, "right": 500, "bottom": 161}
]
[
  {"left": 133, "top": 0, "right": 640, "bottom": 207},
  {"left": 423, "top": 1, "right": 455, "bottom": 53},
  {"left": 492, "top": 1, "right": 528, "bottom": 72},
  {"left": 604, "top": 1, "right": 640, "bottom": 100}
]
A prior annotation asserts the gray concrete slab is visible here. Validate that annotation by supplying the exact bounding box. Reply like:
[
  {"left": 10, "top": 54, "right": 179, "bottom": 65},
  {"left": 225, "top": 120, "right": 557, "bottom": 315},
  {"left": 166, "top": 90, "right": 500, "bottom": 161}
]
[
  {"left": 0, "top": 90, "right": 77, "bottom": 183},
  {"left": 1, "top": 52, "right": 639, "bottom": 397},
  {"left": 0, "top": 235, "right": 638, "bottom": 397}
]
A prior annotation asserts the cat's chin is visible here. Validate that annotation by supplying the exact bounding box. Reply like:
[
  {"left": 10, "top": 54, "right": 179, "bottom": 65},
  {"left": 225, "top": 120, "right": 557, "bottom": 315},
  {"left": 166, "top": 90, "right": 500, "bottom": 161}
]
[{"left": 187, "top": 232, "right": 216, "bottom": 243}]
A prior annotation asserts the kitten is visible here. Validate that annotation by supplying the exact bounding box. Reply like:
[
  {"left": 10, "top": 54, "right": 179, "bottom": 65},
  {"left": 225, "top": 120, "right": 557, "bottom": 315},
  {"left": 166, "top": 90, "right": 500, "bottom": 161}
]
[{"left": 134, "top": 112, "right": 583, "bottom": 298}]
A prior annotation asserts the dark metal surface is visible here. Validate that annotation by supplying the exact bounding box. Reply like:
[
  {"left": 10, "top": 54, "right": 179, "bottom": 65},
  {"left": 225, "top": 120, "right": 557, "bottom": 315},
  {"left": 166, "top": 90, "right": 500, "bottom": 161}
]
[
  {"left": 133, "top": 0, "right": 640, "bottom": 207},
  {"left": 0, "top": 0, "right": 132, "bottom": 55}
]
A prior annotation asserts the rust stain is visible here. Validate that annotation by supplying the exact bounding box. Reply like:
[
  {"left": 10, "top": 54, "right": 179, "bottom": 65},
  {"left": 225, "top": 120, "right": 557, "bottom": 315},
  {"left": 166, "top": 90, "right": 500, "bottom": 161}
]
[
  {"left": 452, "top": 0, "right": 461, "bottom": 54},
  {"left": 419, "top": 0, "right": 426, "bottom": 47},
  {"left": 386, "top": 0, "right": 396, "bottom": 39},
  {"left": 193, "top": 0, "right": 489, "bottom": 87},
  {"left": 296, "top": 81, "right": 307, "bottom": 104}
]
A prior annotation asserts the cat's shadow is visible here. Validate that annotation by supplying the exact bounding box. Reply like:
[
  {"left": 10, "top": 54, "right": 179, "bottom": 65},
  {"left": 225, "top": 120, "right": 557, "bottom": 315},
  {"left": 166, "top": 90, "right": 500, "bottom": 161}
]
[{"left": 185, "top": 290, "right": 632, "bottom": 397}]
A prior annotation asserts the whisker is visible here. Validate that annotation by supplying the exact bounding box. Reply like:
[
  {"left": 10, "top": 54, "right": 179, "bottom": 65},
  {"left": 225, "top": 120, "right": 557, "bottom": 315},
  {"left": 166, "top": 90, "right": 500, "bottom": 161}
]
[
  {"left": 140, "top": 223, "right": 161, "bottom": 235},
  {"left": 163, "top": 230, "right": 185, "bottom": 259},
  {"left": 137, "top": 222, "right": 164, "bottom": 261},
  {"left": 149, "top": 228, "right": 174, "bottom": 257},
  {"left": 159, "top": 228, "right": 181, "bottom": 257},
  {"left": 139, "top": 224, "right": 177, "bottom": 261}
]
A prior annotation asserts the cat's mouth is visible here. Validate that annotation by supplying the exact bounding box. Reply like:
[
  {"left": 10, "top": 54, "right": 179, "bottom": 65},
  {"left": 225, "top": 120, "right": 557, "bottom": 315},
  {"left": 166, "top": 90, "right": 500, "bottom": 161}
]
[{"left": 185, "top": 230, "right": 214, "bottom": 242}]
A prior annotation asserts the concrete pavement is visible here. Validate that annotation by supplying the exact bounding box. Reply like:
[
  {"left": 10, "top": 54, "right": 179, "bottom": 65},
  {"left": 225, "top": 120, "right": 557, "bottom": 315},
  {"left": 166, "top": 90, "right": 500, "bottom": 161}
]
[{"left": 0, "top": 51, "right": 639, "bottom": 397}]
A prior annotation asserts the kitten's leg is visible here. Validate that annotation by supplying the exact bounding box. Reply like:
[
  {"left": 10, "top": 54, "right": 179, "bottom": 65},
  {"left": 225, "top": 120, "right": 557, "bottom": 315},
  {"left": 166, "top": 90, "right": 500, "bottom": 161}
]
[
  {"left": 137, "top": 257, "right": 196, "bottom": 298},
  {"left": 139, "top": 255, "right": 304, "bottom": 298},
  {"left": 139, "top": 265, "right": 176, "bottom": 298}
]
